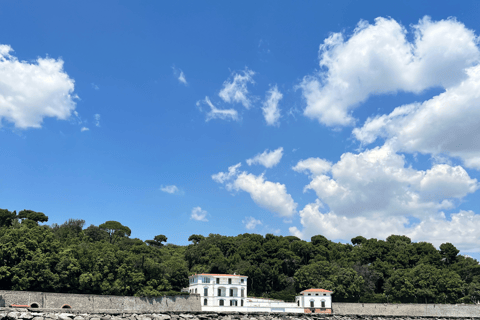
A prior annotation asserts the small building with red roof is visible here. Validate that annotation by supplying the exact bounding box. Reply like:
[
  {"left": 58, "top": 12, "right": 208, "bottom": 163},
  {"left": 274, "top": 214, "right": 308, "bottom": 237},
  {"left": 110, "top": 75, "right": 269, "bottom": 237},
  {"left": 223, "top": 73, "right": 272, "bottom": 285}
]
[{"left": 296, "top": 288, "right": 333, "bottom": 314}]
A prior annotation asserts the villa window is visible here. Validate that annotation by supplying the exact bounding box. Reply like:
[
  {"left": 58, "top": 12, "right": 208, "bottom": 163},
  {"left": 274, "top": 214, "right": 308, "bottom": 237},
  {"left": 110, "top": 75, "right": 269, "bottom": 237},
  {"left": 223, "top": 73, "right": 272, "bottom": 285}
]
[
  {"left": 216, "top": 278, "right": 220, "bottom": 284},
  {"left": 195, "top": 288, "right": 197, "bottom": 294},
  {"left": 321, "top": 300, "right": 325, "bottom": 308},
  {"left": 310, "top": 301, "right": 314, "bottom": 308},
  {"left": 241, "top": 289, "right": 244, "bottom": 297},
  {"left": 230, "top": 289, "right": 234, "bottom": 296},
  {"left": 228, "top": 278, "right": 232, "bottom": 284},
  {"left": 202, "top": 277, "right": 210, "bottom": 283},
  {"left": 204, "top": 288, "right": 208, "bottom": 296},
  {"left": 297, "top": 301, "right": 300, "bottom": 306},
  {"left": 230, "top": 300, "right": 237, "bottom": 306},
  {"left": 241, "top": 279, "right": 244, "bottom": 284},
  {"left": 241, "top": 300, "right": 244, "bottom": 306},
  {"left": 219, "top": 300, "right": 224, "bottom": 306},
  {"left": 218, "top": 289, "right": 222, "bottom": 296},
  {"left": 204, "top": 299, "right": 208, "bottom": 306}
]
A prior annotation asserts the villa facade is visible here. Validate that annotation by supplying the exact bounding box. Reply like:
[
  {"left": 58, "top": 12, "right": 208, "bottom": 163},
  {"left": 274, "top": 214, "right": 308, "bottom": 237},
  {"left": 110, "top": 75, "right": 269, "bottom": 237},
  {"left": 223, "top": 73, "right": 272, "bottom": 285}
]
[
  {"left": 187, "top": 273, "right": 332, "bottom": 313},
  {"left": 188, "top": 273, "right": 248, "bottom": 309}
]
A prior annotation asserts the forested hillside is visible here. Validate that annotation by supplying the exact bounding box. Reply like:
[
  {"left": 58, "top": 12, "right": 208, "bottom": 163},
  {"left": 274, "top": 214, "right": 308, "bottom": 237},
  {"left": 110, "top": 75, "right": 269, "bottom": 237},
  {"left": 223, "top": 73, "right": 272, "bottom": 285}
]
[{"left": 1, "top": 208, "right": 480, "bottom": 304}]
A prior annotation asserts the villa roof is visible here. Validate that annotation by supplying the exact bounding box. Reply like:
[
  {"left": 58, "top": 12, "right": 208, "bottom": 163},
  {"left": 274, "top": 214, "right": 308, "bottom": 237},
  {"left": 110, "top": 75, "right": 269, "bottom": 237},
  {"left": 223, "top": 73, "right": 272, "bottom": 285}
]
[
  {"left": 189, "top": 273, "right": 248, "bottom": 278},
  {"left": 300, "top": 288, "right": 333, "bottom": 293}
]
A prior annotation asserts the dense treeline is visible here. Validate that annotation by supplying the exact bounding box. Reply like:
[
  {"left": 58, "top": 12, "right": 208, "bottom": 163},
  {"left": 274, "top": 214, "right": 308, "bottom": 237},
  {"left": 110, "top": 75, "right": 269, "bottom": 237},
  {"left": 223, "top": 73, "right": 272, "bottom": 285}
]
[{"left": 1, "top": 208, "right": 480, "bottom": 304}]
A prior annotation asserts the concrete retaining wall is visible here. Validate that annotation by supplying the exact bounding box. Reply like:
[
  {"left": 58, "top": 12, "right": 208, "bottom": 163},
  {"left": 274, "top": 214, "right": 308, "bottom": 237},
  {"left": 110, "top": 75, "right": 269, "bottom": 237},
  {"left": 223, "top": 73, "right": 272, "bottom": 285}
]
[
  {"left": 334, "top": 303, "right": 480, "bottom": 317},
  {"left": 0, "top": 291, "right": 201, "bottom": 312}
]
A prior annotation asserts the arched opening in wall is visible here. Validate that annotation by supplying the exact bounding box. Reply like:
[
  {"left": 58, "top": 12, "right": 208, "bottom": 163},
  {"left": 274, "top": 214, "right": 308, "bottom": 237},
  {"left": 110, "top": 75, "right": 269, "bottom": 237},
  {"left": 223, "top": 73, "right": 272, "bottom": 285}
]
[
  {"left": 204, "top": 299, "right": 208, "bottom": 306},
  {"left": 219, "top": 300, "right": 224, "bottom": 306},
  {"left": 321, "top": 300, "right": 325, "bottom": 308},
  {"left": 297, "top": 301, "right": 300, "bottom": 307},
  {"left": 30, "top": 303, "right": 39, "bottom": 308},
  {"left": 62, "top": 304, "right": 72, "bottom": 309},
  {"left": 310, "top": 300, "right": 314, "bottom": 308}
]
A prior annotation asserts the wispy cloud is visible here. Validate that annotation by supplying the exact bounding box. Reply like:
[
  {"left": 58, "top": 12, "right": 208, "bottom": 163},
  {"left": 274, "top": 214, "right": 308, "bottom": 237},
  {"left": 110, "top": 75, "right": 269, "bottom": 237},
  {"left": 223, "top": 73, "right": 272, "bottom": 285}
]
[
  {"left": 91, "top": 83, "right": 99, "bottom": 90},
  {"left": 94, "top": 114, "right": 101, "bottom": 127},
  {"left": 160, "top": 185, "right": 180, "bottom": 194},
  {"left": 80, "top": 127, "right": 89, "bottom": 132},
  {"left": 218, "top": 68, "right": 255, "bottom": 109},
  {"left": 243, "top": 216, "right": 262, "bottom": 230},
  {"left": 197, "top": 96, "right": 239, "bottom": 122},
  {"left": 247, "top": 147, "right": 283, "bottom": 168},
  {"left": 262, "top": 86, "right": 282, "bottom": 126},
  {"left": 191, "top": 206, "right": 208, "bottom": 221},
  {"left": 172, "top": 66, "right": 188, "bottom": 85}
]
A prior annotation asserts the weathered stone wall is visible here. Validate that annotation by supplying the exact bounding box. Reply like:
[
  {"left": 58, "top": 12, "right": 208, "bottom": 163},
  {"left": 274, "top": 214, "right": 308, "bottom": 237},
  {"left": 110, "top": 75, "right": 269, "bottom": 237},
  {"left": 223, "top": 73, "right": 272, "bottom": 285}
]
[
  {"left": 2, "top": 308, "right": 480, "bottom": 320},
  {"left": 0, "top": 291, "right": 201, "bottom": 312},
  {"left": 333, "top": 303, "right": 480, "bottom": 317}
]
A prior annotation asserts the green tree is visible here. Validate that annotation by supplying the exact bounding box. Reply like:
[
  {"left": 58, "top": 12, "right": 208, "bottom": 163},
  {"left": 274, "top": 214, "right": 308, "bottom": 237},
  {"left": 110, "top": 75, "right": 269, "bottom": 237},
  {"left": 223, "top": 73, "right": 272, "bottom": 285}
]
[{"left": 99, "top": 221, "right": 131, "bottom": 244}]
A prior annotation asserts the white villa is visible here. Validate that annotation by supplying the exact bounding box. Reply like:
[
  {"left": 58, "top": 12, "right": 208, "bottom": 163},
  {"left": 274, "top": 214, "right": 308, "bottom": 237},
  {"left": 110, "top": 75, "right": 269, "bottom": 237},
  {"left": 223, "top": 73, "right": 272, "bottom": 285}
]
[
  {"left": 188, "top": 273, "right": 248, "bottom": 308},
  {"left": 187, "top": 273, "right": 332, "bottom": 313}
]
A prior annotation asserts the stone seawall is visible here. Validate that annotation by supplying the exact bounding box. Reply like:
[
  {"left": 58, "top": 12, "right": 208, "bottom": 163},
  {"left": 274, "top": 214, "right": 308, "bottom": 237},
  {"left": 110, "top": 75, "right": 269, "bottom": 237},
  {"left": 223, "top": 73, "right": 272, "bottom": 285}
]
[
  {"left": 333, "top": 303, "right": 480, "bottom": 317},
  {"left": 1, "top": 308, "right": 480, "bottom": 320},
  {"left": 0, "top": 291, "right": 201, "bottom": 312}
]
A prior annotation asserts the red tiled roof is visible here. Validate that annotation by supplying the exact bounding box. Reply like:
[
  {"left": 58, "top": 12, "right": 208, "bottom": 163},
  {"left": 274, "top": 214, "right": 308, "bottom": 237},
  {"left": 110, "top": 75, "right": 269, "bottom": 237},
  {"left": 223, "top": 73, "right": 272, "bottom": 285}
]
[
  {"left": 301, "top": 288, "right": 333, "bottom": 293},
  {"left": 189, "top": 273, "right": 247, "bottom": 277}
]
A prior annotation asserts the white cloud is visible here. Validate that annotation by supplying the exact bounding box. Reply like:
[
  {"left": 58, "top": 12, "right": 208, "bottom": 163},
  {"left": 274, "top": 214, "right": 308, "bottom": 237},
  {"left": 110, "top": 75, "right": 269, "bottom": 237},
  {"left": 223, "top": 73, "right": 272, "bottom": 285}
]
[
  {"left": 354, "top": 64, "right": 480, "bottom": 169},
  {"left": 178, "top": 71, "right": 187, "bottom": 85},
  {"left": 191, "top": 206, "right": 208, "bottom": 222},
  {"left": 94, "top": 114, "right": 101, "bottom": 127},
  {"left": 298, "top": 143, "right": 478, "bottom": 219},
  {"left": 198, "top": 96, "right": 239, "bottom": 122},
  {"left": 300, "top": 16, "right": 479, "bottom": 126},
  {"left": 219, "top": 68, "right": 255, "bottom": 109},
  {"left": 243, "top": 216, "right": 262, "bottom": 230},
  {"left": 246, "top": 147, "right": 283, "bottom": 168},
  {"left": 293, "top": 157, "right": 332, "bottom": 177},
  {"left": 212, "top": 163, "right": 241, "bottom": 184},
  {"left": 80, "top": 127, "right": 89, "bottom": 132},
  {"left": 262, "top": 86, "right": 282, "bottom": 126},
  {"left": 0, "top": 44, "right": 77, "bottom": 129},
  {"left": 172, "top": 66, "right": 188, "bottom": 85},
  {"left": 160, "top": 185, "right": 180, "bottom": 194},
  {"left": 290, "top": 201, "right": 480, "bottom": 252},
  {"left": 91, "top": 83, "right": 99, "bottom": 90},
  {"left": 231, "top": 172, "right": 297, "bottom": 217}
]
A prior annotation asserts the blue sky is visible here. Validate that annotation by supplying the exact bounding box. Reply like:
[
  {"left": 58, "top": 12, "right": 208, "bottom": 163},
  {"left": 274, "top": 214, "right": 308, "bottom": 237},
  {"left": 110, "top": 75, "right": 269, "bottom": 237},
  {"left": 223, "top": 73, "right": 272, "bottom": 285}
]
[{"left": 2, "top": 1, "right": 480, "bottom": 256}]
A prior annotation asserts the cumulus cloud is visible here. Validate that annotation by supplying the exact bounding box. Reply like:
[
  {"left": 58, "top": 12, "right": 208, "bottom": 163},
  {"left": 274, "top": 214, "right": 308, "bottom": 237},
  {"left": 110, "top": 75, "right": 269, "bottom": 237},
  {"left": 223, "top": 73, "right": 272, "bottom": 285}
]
[
  {"left": 354, "top": 64, "right": 480, "bottom": 169},
  {"left": 197, "top": 97, "right": 239, "bottom": 122},
  {"left": 219, "top": 68, "right": 255, "bottom": 109},
  {"left": 212, "top": 163, "right": 297, "bottom": 217},
  {"left": 160, "top": 185, "right": 180, "bottom": 194},
  {"left": 80, "top": 127, "right": 89, "bottom": 132},
  {"left": 300, "top": 16, "right": 480, "bottom": 126},
  {"left": 246, "top": 147, "right": 283, "bottom": 168},
  {"left": 290, "top": 201, "right": 480, "bottom": 252},
  {"left": 243, "top": 216, "right": 262, "bottom": 230},
  {"left": 293, "top": 157, "right": 332, "bottom": 177},
  {"left": 0, "top": 44, "right": 77, "bottom": 129},
  {"left": 297, "top": 143, "right": 478, "bottom": 219},
  {"left": 231, "top": 172, "right": 297, "bottom": 217},
  {"left": 262, "top": 86, "right": 282, "bottom": 126},
  {"left": 172, "top": 66, "right": 188, "bottom": 85},
  {"left": 212, "top": 163, "right": 241, "bottom": 184},
  {"left": 191, "top": 207, "right": 208, "bottom": 222}
]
